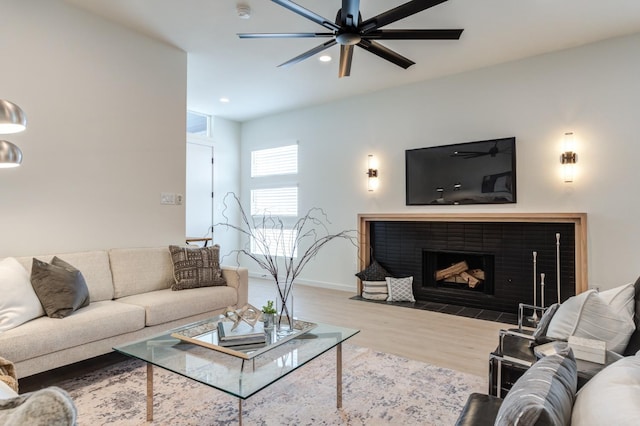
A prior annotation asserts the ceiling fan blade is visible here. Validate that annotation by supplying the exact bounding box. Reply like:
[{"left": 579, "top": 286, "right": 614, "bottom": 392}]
[
  {"left": 239, "top": 32, "right": 334, "bottom": 39},
  {"left": 339, "top": 45, "right": 354, "bottom": 78},
  {"left": 341, "top": 0, "right": 360, "bottom": 27},
  {"left": 360, "top": 0, "right": 449, "bottom": 33},
  {"left": 363, "top": 29, "right": 463, "bottom": 40},
  {"left": 278, "top": 40, "right": 337, "bottom": 68},
  {"left": 272, "top": 0, "right": 341, "bottom": 32},
  {"left": 357, "top": 39, "right": 415, "bottom": 69}
]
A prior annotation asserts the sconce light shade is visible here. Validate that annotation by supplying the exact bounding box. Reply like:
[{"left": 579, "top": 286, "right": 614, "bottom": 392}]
[
  {"left": 0, "top": 99, "right": 27, "bottom": 134},
  {"left": 0, "top": 140, "right": 23, "bottom": 168},
  {"left": 561, "top": 132, "right": 577, "bottom": 183},
  {"left": 367, "top": 154, "right": 379, "bottom": 192}
]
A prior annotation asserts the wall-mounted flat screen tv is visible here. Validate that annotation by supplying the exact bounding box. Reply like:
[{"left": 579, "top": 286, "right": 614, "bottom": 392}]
[{"left": 406, "top": 137, "right": 516, "bottom": 205}]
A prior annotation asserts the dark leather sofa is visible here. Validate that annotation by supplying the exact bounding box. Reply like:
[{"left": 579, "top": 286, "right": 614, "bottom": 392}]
[{"left": 455, "top": 277, "right": 640, "bottom": 425}]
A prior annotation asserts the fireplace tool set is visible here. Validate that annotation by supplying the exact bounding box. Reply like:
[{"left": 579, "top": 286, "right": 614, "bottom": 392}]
[{"left": 527, "top": 233, "right": 563, "bottom": 327}]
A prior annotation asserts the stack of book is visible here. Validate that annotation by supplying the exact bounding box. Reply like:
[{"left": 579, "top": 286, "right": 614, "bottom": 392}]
[{"left": 217, "top": 321, "right": 266, "bottom": 348}]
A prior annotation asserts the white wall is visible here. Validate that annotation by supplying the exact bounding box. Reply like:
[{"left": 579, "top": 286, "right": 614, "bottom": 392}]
[
  {"left": 211, "top": 116, "right": 241, "bottom": 260},
  {"left": 241, "top": 32, "right": 640, "bottom": 292},
  {"left": 0, "top": 0, "right": 187, "bottom": 257}
]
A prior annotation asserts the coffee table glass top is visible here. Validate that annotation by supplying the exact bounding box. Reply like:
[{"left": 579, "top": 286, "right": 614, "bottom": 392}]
[{"left": 114, "top": 320, "right": 359, "bottom": 400}]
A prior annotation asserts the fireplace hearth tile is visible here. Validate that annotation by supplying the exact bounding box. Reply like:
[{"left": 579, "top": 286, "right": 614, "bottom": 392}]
[{"left": 350, "top": 295, "right": 517, "bottom": 325}]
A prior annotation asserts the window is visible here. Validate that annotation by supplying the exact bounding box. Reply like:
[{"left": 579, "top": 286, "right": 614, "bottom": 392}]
[
  {"left": 249, "top": 143, "right": 298, "bottom": 257},
  {"left": 250, "top": 228, "right": 298, "bottom": 257},
  {"left": 187, "top": 110, "right": 210, "bottom": 137},
  {"left": 251, "top": 187, "right": 298, "bottom": 216},
  {"left": 251, "top": 145, "right": 298, "bottom": 177}
]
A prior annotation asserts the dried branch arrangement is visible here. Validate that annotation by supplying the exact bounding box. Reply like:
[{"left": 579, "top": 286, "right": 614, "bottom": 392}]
[{"left": 215, "top": 192, "right": 357, "bottom": 328}]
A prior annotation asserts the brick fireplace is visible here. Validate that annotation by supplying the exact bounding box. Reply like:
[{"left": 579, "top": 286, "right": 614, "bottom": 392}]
[{"left": 357, "top": 213, "right": 587, "bottom": 314}]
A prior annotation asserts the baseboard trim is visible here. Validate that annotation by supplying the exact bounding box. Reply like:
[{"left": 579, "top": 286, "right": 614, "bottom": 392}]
[{"left": 247, "top": 271, "right": 355, "bottom": 293}]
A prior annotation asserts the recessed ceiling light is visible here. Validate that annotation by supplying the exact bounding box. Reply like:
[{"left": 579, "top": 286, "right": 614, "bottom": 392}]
[
  {"left": 319, "top": 55, "right": 332, "bottom": 62},
  {"left": 219, "top": 97, "right": 230, "bottom": 103}
]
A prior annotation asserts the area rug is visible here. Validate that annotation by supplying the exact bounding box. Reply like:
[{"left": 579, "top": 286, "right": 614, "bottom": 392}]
[{"left": 58, "top": 345, "right": 484, "bottom": 425}]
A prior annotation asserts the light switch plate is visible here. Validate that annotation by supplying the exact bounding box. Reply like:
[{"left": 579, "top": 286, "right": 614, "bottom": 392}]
[{"left": 161, "top": 192, "right": 175, "bottom": 205}]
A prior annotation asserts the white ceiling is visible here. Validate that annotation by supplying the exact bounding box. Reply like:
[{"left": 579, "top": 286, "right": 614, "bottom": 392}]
[{"left": 63, "top": 0, "right": 640, "bottom": 122}]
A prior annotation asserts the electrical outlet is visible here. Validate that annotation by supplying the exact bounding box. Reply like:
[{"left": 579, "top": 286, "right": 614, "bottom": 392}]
[
  {"left": 175, "top": 194, "right": 184, "bottom": 205},
  {"left": 160, "top": 192, "right": 175, "bottom": 205}
]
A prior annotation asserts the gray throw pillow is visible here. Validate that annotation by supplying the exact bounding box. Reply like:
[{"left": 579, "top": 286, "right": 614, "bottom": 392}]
[
  {"left": 495, "top": 344, "right": 577, "bottom": 426},
  {"left": 169, "top": 245, "right": 226, "bottom": 290},
  {"left": 355, "top": 258, "right": 390, "bottom": 281},
  {"left": 30, "top": 257, "right": 90, "bottom": 319},
  {"left": 532, "top": 303, "right": 560, "bottom": 341}
]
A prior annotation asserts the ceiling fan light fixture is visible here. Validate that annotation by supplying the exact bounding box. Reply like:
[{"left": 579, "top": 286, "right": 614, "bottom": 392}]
[{"left": 336, "top": 32, "right": 361, "bottom": 46}]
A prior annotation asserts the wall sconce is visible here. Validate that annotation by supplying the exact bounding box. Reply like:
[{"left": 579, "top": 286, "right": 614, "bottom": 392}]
[
  {"left": 561, "top": 132, "right": 577, "bottom": 183},
  {"left": 367, "top": 154, "right": 379, "bottom": 192}
]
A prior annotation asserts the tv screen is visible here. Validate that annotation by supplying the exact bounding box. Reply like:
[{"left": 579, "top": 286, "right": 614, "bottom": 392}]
[{"left": 406, "top": 137, "right": 516, "bottom": 205}]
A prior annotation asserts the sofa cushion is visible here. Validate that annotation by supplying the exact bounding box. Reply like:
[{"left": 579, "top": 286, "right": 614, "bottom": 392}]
[
  {"left": 30, "top": 257, "right": 90, "bottom": 319},
  {"left": 15, "top": 251, "right": 113, "bottom": 302},
  {"left": 109, "top": 247, "right": 175, "bottom": 299},
  {"left": 571, "top": 353, "right": 640, "bottom": 425},
  {"left": 116, "top": 286, "right": 238, "bottom": 326},
  {"left": 0, "top": 301, "right": 145, "bottom": 363},
  {"left": 495, "top": 344, "right": 577, "bottom": 426},
  {"left": 546, "top": 285, "right": 636, "bottom": 354},
  {"left": 0, "top": 258, "right": 44, "bottom": 333},
  {"left": 169, "top": 245, "right": 226, "bottom": 290}
]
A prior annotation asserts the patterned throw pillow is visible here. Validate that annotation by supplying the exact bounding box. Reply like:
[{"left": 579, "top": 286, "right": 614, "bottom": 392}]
[
  {"left": 355, "top": 259, "right": 390, "bottom": 281},
  {"left": 495, "top": 344, "right": 577, "bottom": 426},
  {"left": 362, "top": 281, "right": 388, "bottom": 301},
  {"left": 386, "top": 276, "right": 415, "bottom": 302},
  {"left": 169, "top": 245, "right": 226, "bottom": 290}
]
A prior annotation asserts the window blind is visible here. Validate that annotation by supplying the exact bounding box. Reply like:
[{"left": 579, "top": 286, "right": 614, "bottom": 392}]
[{"left": 251, "top": 144, "right": 298, "bottom": 177}]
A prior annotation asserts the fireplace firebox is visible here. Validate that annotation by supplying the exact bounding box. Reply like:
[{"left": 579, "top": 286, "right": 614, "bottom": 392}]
[{"left": 423, "top": 250, "right": 495, "bottom": 295}]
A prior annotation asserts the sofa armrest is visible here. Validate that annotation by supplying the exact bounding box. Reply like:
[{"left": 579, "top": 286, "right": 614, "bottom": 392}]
[
  {"left": 221, "top": 266, "right": 249, "bottom": 308},
  {"left": 455, "top": 393, "right": 503, "bottom": 426}
]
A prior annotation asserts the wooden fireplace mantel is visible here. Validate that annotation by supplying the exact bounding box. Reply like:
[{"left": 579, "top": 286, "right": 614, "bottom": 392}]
[{"left": 357, "top": 212, "right": 588, "bottom": 296}]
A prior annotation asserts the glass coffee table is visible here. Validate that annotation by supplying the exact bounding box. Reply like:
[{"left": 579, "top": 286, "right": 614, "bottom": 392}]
[{"left": 114, "top": 317, "right": 359, "bottom": 425}]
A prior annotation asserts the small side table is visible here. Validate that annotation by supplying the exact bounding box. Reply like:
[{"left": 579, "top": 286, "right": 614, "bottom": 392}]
[
  {"left": 185, "top": 237, "right": 212, "bottom": 247},
  {"left": 488, "top": 331, "right": 620, "bottom": 398}
]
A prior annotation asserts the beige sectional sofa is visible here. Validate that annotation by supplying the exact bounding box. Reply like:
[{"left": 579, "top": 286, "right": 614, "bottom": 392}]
[{"left": 0, "top": 247, "right": 248, "bottom": 378}]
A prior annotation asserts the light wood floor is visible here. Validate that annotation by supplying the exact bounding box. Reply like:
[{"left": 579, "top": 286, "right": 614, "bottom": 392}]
[{"left": 248, "top": 278, "right": 510, "bottom": 379}]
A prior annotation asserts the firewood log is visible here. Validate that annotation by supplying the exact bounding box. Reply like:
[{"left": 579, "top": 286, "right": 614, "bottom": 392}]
[
  {"left": 435, "top": 261, "right": 469, "bottom": 281},
  {"left": 460, "top": 271, "right": 480, "bottom": 288}
]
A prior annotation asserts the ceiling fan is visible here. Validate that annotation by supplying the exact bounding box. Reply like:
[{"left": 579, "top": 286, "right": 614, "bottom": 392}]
[
  {"left": 451, "top": 142, "right": 509, "bottom": 159},
  {"left": 238, "top": 0, "right": 464, "bottom": 78}
]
